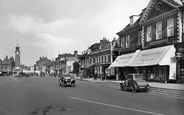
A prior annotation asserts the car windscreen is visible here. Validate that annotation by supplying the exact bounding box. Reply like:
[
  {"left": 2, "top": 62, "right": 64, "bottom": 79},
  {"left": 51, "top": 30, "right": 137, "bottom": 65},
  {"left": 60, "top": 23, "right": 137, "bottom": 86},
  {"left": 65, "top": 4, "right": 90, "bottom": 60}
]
[{"left": 134, "top": 74, "right": 143, "bottom": 80}]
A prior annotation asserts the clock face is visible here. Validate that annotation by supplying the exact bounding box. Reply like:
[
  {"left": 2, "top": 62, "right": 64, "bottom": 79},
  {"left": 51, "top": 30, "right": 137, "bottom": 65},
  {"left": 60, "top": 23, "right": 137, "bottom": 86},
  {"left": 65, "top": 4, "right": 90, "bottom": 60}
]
[{"left": 16, "top": 52, "right": 19, "bottom": 54}]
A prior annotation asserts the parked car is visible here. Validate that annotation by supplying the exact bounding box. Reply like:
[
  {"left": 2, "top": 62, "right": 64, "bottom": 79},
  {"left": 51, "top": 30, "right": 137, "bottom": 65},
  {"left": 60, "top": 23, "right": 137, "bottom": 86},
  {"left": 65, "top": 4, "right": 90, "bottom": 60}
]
[
  {"left": 120, "top": 73, "right": 150, "bottom": 93},
  {"left": 58, "top": 74, "right": 75, "bottom": 87}
]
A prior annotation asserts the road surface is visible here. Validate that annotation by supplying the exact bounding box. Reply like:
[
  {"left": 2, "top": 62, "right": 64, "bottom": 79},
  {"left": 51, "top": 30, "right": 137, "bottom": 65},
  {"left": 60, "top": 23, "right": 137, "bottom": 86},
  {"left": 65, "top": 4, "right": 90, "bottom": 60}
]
[{"left": 0, "top": 76, "right": 183, "bottom": 115}]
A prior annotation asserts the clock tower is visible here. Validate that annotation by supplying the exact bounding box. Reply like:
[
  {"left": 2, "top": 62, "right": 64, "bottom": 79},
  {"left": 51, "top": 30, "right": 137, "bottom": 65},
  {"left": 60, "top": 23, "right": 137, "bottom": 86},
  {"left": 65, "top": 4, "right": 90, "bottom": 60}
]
[{"left": 15, "top": 43, "right": 21, "bottom": 69}]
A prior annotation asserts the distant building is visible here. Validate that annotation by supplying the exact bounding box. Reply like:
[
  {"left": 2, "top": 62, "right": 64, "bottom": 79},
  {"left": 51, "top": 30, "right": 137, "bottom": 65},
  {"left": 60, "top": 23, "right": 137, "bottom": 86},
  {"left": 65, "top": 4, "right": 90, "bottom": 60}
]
[
  {"left": 0, "top": 56, "right": 14, "bottom": 75},
  {"left": 66, "top": 51, "right": 79, "bottom": 74},
  {"left": 54, "top": 51, "right": 80, "bottom": 75},
  {"left": 35, "top": 57, "right": 53, "bottom": 74},
  {"left": 79, "top": 38, "right": 112, "bottom": 79}
]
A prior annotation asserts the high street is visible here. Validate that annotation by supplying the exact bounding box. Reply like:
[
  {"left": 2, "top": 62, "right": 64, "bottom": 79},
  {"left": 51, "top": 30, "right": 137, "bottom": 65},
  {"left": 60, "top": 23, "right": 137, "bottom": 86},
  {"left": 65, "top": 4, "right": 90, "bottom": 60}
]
[{"left": 0, "top": 76, "right": 183, "bottom": 115}]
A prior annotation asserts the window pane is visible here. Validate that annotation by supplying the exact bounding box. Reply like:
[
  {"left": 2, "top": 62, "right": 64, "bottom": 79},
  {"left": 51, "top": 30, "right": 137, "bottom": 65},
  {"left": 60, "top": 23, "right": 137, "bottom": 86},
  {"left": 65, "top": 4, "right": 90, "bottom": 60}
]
[
  {"left": 147, "top": 26, "right": 152, "bottom": 42},
  {"left": 167, "top": 18, "right": 174, "bottom": 37},
  {"left": 156, "top": 22, "right": 162, "bottom": 39}
]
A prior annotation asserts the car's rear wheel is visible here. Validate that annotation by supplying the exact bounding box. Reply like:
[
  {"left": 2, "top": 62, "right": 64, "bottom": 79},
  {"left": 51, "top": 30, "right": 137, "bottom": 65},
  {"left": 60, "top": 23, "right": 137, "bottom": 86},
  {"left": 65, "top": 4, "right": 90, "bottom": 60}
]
[
  {"left": 131, "top": 84, "right": 137, "bottom": 93},
  {"left": 120, "top": 84, "right": 125, "bottom": 90}
]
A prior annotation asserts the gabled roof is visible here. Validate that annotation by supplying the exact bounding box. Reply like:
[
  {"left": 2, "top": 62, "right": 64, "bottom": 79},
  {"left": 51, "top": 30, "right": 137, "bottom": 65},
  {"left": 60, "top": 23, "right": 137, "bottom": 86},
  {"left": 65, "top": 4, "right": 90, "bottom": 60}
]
[{"left": 139, "top": 0, "right": 183, "bottom": 24}]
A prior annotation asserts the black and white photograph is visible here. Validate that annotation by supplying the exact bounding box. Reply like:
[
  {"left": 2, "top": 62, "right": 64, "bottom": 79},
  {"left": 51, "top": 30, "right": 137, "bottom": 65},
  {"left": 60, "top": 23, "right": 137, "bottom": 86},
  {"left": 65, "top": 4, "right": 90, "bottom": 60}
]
[{"left": 0, "top": 0, "right": 184, "bottom": 115}]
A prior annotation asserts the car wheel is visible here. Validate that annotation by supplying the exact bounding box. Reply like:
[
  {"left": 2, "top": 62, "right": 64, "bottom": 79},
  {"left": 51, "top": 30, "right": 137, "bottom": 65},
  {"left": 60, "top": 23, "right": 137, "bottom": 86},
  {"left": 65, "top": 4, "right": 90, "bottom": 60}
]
[
  {"left": 58, "top": 80, "right": 62, "bottom": 86},
  {"left": 145, "top": 85, "right": 150, "bottom": 93},
  {"left": 72, "top": 83, "right": 75, "bottom": 87},
  {"left": 62, "top": 83, "right": 65, "bottom": 87},
  {"left": 131, "top": 84, "right": 137, "bottom": 93},
  {"left": 120, "top": 84, "right": 125, "bottom": 90},
  {"left": 145, "top": 87, "right": 148, "bottom": 93}
]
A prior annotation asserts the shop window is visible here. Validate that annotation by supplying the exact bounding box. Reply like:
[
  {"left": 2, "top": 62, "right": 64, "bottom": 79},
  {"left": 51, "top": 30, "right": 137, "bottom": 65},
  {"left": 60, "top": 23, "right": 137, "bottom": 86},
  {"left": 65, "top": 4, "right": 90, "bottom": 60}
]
[
  {"left": 156, "top": 22, "right": 162, "bottom": 40},
  {"left": 147, "top": 26, "right": 152, "bottom": 42},
  {"left": 167, "top": 18, "right": 174, "bottom": 37}
]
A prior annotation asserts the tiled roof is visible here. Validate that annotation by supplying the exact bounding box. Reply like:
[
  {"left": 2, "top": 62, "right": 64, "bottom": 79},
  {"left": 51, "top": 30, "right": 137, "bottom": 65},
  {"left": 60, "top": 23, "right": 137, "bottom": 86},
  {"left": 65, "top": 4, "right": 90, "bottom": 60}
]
[
  {"left": 89, "top": 43, "right": 100, "bottom": 51},
  {"left": 116, "top": 14, "right": 142, "bottom": 36}
]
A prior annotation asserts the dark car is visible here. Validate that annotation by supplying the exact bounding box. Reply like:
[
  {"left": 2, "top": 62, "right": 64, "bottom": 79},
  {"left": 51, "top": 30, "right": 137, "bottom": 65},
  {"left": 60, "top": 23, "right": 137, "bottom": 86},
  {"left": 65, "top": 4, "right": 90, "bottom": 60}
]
[
  {"left": 120, "top": 73, "right": 150, "bottom": 93},
  {"left": 16, "top": 72, "right": 29, "bottom": 78},
  {"left": 40, "top": 72, "right": 45, "bottom": 77},
  {"left": 58, "top": 74, "right": 75, "bottom": 87}
]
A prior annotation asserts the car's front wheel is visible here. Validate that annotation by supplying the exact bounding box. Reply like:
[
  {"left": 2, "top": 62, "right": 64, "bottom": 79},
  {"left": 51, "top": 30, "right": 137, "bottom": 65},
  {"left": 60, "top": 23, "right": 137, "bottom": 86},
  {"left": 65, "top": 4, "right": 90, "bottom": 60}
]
[
  {"left": 145, "top": 84, "right": 150, "bottom": 93},
  {"left": 72, "top": 82, "right": 75, "bottom": 87},
  {"left": 131, "top": 84, "right": 137, "bottom": 93}
]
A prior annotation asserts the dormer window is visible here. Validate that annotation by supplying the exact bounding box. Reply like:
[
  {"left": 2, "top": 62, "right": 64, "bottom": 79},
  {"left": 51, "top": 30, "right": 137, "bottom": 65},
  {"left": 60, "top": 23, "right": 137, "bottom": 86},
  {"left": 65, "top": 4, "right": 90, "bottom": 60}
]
[{"left": 129, "top": 15, "right": 140, "bottom": 25}]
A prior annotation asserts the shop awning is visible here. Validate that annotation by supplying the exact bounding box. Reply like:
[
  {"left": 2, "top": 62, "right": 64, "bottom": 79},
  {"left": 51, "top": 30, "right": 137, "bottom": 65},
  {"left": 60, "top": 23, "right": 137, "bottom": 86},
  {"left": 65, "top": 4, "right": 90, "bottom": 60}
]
[
  {"left": 130, "top": 45, "right": 175, "bottom": 67},
  {"left": 109, "top": 50, "right": 140, "bottom": 68}
]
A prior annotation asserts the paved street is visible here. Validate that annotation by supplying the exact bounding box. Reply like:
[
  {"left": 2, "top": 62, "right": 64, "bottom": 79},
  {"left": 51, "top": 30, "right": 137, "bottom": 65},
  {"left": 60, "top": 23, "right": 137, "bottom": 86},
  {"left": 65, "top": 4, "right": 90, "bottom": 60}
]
[{"left": 0, "top": 76, "right": 184, "bottom": 115}]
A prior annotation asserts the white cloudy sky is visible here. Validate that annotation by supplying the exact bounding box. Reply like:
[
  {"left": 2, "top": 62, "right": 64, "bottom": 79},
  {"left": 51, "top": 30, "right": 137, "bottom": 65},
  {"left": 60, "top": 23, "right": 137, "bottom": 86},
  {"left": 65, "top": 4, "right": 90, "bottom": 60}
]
[{"left": 0, "top": 0, "right": 149, "bottom": 66}]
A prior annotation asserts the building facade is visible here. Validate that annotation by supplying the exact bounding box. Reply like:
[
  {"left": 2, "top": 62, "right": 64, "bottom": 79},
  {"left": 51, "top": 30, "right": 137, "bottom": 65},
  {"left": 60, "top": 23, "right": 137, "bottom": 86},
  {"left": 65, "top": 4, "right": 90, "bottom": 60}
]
[
  {"left": 0, "top": 56, "right": 14, "bottom": 75},
  {"left": 112, "top": 0, "right": 184, "bottom": 83},
  {"left": 35, "top": 57, "right": 53, "bottom": 75},
  {"left": 54, "top": 51, "right": 80, "bottom": 76},
  {"left": 79, "top": 38, "right": 112, "bottom": 79}
]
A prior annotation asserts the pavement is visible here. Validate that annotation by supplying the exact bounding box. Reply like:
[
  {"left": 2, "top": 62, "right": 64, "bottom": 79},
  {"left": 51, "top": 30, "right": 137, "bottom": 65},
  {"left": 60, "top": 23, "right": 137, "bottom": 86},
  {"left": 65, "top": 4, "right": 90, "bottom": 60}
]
[{"left": 75, "top": 77, "right": 184, "bottom": 90}]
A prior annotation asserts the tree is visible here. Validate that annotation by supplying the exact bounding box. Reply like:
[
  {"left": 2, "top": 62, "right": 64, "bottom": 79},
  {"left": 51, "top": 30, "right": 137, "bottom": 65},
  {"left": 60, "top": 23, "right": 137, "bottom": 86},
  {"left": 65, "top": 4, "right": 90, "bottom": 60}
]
[{"left": 73, "top": 61, "right": 80, "bottom": 73}]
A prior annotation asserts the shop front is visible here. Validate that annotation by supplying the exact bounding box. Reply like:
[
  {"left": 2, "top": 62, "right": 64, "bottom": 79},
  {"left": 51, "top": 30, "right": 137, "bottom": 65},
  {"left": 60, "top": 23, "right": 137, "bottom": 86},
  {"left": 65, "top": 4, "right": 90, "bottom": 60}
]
[
  {"left": 130, "top": 45, "right": 176, "bottom": 83},
  {"left": 85, "top": 63, "right": 95, "bottom": 78},
  {"left": 109, "top": 50, "right": 140, "bottom": 80}
]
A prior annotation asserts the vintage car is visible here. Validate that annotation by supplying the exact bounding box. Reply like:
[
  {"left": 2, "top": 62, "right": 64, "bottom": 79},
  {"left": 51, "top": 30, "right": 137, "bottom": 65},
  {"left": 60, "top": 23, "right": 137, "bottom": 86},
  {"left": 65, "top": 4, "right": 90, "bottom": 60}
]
[
  {"left": 15, "top": 72, "right": 29, "bottom": 78},
  {"left": 120, "top": 73, "right": 150, "bottom": 93},
  {"left": 58, "top": 74, "right": 75, "bottom": 87}
]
